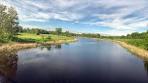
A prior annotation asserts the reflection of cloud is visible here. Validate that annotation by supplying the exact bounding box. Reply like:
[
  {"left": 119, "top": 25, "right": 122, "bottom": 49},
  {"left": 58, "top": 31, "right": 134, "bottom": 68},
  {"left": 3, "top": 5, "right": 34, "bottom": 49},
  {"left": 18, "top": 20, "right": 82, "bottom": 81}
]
[
  {"left": 17, "top": 46, "right": 60, "bottom": 64},
  {"left": 17, "top": 47, "right": 51, "bottom": 62},
  {"left": 144, "top": 61, "right": 148, "bottom": 75}
]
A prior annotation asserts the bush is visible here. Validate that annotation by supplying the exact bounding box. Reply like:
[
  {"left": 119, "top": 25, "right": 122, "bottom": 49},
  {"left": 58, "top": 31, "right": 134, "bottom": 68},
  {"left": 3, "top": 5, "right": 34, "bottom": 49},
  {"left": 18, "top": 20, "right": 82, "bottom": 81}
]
[
  {"left": 47, "top": 36, "right": 51, "bottom": 40},
  {"left": 36, "top": 33, "right": 40, "bottom": 35},
  {"left": 12, "top": 37, "right": 36, "bottom": 43}
]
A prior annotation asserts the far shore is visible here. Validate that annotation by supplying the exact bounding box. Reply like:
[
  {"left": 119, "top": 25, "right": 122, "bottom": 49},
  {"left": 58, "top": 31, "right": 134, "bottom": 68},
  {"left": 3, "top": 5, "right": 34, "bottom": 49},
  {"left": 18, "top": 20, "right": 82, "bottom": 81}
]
[
  {"left": 0, "top": 38, "right": 77, "bottom": 56},
  {"left": 114, "top": 40, "right": 148, "bottom": 60}
]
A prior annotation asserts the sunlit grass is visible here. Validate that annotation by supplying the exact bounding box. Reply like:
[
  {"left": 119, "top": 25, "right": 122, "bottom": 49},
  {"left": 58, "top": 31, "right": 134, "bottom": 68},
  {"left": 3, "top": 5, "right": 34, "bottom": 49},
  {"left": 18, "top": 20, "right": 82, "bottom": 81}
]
[
  {"left": 16, "top": 33, "right": 74, "bottom": 43},
  {"left": 116, "top": 41, "right": 148, "bottom": 59},
  {"left": 17, "top": 33, "right": 44, "bottom": 39},
  {"left": 117, "top": 39, "right": 148, "bottom": 50}
]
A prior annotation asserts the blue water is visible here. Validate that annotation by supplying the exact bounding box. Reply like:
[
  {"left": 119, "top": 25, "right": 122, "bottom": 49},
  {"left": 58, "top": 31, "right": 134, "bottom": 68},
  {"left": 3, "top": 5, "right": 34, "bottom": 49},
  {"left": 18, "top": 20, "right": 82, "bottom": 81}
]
[{"left": 0, "top": 38, "right": 148, "bottom": 83}]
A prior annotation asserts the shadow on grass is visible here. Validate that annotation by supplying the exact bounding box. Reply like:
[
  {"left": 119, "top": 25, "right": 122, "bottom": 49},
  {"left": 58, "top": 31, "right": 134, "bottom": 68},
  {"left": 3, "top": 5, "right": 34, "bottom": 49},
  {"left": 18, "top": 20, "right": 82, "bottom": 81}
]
[{"left": 12, "top": 37, "right": 37, "bottom": 43}]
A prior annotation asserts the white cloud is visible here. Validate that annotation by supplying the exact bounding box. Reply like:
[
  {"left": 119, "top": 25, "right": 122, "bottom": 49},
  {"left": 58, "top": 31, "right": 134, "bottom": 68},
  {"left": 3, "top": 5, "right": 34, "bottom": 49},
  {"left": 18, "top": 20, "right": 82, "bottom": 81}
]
[
  {"left": 50, "top": 0, "right": 79, "bottom": 8},
  {"left": 101, "top": 30, "right": 134, "bottom": 36},
  {"left": 1, "top": 0, "right": 148, "bottom": 35},
  {"left": 93, "top": 18, "right": 148, "bottom": 35},
  {"left": 128, "top": 20, "right": 148, "bottom": 28},
  {"left": 24, "top": 0, "right": 49, "bottom": 9},
  {"left": 22, "top": 18, "right": 47, "bottom": 22}
]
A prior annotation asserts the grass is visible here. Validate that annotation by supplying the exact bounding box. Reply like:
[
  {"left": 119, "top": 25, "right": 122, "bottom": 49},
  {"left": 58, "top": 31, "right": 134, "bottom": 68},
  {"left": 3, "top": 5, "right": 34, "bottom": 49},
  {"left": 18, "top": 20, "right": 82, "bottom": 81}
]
[
  {"left": 117, "top": 39, "right": 148, "bottom": 50},
  {"left": 15, "top": 33, "right": 74, "bottom": 43},
  {"left": 115, "top": 41, "right": 148, "bottom": 59}
]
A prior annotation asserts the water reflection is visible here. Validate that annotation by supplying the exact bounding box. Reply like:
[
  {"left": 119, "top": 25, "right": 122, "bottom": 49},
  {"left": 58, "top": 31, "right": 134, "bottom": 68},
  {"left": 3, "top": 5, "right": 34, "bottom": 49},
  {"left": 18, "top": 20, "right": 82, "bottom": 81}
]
[
  {"left": 40, "top": 45, "right": 51, "bottom": 51},
  {"left": 47, "top": 46, "right": 51, "bottom": 50},
  {"left": 1, "top": 39, "right": 148, "bottom": 83},
  {"left": 0, "top": 53, "right": 18, "bottom": 83},
  {"left": 16, "top": 39, "right": 148, "bottom": 83},
  {"left": 55, "top": 44, "right": 62, "bottom": 49},
  {"left": 39, "top": 44, "right": 62, "bottom": 51},
  {"left": 144, "top": 61, "right": 148, "bottom": 75},
  {"left": 65, "top": 42, "right": 70, "bottom": 45}
]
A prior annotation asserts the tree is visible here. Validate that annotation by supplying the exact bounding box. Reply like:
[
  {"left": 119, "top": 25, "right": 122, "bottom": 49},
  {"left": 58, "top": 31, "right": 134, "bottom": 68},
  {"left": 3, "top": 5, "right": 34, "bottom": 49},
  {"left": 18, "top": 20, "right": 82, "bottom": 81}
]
[
  {"left": 15, "top": 25, "right": 23, "bottom": 33},
  {"left": 0, "top": 4, "right": 19, "bottom": 42},
  {"left": 131, "top": 32, "right": 139, "bottom": 38},
  {"left": 56, "top": 28, "right": 62, "bottom": 35},
  {"left": 97, "top": 34, "right": 100, "bottom": 38},
  {"left": 65, "top": 31, "right": 70, "bottom": 36}
]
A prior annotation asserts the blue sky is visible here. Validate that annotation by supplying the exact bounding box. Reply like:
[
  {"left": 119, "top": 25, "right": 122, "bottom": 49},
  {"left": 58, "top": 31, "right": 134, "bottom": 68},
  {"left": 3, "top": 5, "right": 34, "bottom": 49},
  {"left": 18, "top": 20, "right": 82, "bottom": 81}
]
[{"left": 1, "top": 0, "right": 148, "bottom": 35}]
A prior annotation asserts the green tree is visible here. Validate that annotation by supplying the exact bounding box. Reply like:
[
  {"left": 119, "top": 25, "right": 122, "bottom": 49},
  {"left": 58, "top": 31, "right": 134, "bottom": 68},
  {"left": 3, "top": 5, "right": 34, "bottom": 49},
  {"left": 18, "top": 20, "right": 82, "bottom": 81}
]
[
  {"left": 15, "top": 25, "right": 23, "bottom": 33},
  {"left": 56, "top": 28, "right": 62, "bottom": 35},
  {"left": 0, "top": 4, "right": 19, "bottom": 42},
  {"left": 65, "top": 31, "right": 70, "bottom": 36}
]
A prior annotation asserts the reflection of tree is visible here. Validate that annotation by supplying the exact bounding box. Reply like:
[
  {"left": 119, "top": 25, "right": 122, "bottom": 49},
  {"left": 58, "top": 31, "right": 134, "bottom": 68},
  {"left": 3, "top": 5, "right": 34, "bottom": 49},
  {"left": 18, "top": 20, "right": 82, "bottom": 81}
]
[
  {"left": 55, "top": 44, "right": 62, "bottom": 49},
  {"left": 40, "top": 45, "right": 51, "bottom": 51},
  {"left": 0, "top": 53, "right": 18, "bottom": 83},
  {"left": 65, "top": 43, "right": 69, "bottom": 45},
  {"left": 46, "top": 46, "right": 51, "bottom": 51},
  {"left": 40, "top": 46, "right": 44, "bottom": 50},
  {"left": 144, "top": 60, "right": 148, "bottom": 75}
]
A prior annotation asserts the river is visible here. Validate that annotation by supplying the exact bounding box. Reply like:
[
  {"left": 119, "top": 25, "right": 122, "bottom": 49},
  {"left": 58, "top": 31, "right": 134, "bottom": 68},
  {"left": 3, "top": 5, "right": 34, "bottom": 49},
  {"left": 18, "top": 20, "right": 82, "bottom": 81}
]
[{"left": 0, "top": 38, "right": 148, "bottom": 83}]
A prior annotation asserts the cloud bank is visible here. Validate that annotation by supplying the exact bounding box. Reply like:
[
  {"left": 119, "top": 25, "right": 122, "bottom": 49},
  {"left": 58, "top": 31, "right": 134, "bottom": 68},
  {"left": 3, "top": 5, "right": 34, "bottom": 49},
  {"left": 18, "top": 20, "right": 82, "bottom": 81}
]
[{"left": 1, "top": 0, "right": 148, "bottom": 35}]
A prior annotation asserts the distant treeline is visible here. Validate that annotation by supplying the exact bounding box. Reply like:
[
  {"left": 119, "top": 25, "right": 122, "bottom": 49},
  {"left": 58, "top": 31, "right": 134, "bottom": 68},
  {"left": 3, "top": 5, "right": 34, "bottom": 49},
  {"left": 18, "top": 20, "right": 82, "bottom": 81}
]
[
  {"left": 21, "top": 28, "right": 101, "bottom": 38},
  {"left": 101, "top": 31, "right": 148, "bottom": 39},
  {"left": 78, "top": 33, "right": 100, "bottom": 38},
  {"left": 122, "top": 31, "right": 148, "bottom": 39},
  {"left": 21, "top": 28, "right": 78, "bottom": 37}
]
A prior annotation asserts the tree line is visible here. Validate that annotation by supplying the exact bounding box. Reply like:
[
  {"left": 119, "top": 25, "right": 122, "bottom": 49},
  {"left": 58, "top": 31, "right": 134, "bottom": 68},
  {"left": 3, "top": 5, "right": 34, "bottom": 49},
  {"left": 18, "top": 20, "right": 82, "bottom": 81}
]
[
  {"left": 21, "top": 28, "right": 77, "bottom": 37},
  {"left": 78, "top": 33, "right": 100, "bottom": 38},
  {"left": 101, "top": 31, "right": 148, "bottom": 39},
  {"left": 122, "top": 31, "right": 148, "bottom": 39}
]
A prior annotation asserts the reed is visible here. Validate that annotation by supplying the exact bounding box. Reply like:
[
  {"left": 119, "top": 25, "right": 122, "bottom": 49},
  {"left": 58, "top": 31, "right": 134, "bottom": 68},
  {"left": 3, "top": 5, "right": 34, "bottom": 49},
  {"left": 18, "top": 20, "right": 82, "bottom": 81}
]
[{"left": 0, "top": 43, "right": 37, "bottom": 56}]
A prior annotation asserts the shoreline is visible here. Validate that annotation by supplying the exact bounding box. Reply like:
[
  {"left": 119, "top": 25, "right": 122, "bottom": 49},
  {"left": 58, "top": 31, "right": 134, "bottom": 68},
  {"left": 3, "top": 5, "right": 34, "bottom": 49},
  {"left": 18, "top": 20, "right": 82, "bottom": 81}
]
[
  {"left": 0, "top": 38, "right": 77, "bottom": 56},
  {"left": 2, "top": 38, "right": 148, "bottom": 60},
  {"left": 114, "top": 40, "right": 148, "bottom": 60}
]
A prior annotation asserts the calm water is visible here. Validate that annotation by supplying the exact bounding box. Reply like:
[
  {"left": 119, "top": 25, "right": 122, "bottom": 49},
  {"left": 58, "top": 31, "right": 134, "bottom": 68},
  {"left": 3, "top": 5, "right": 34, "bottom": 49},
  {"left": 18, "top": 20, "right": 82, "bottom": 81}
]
[{"left": 0, "top": 38, "right": 148, "bottom": 83}]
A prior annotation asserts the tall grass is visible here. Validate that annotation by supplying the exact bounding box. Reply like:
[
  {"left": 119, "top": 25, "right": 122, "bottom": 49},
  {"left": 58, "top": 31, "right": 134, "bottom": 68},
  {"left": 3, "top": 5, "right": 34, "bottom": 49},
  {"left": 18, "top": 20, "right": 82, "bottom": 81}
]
[
  {"left": 115, "top": 41, "right": 148, "bottom": 59},
  {"left": 118, "top": 39, "right": 148, "bottom": 50},
  {"left": 0, "top": 43, "right": 37, "bottom": 55}
]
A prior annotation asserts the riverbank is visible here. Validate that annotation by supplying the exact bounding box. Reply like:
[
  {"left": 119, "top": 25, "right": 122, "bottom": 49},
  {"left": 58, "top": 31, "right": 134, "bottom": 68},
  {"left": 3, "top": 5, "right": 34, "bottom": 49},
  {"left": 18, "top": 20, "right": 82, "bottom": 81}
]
[
  {"left": 114, "top": 40, "right": 148, "bottom": 59},
  {"left": 0, "top": 38, "right": 77, "bottom": 56}
]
